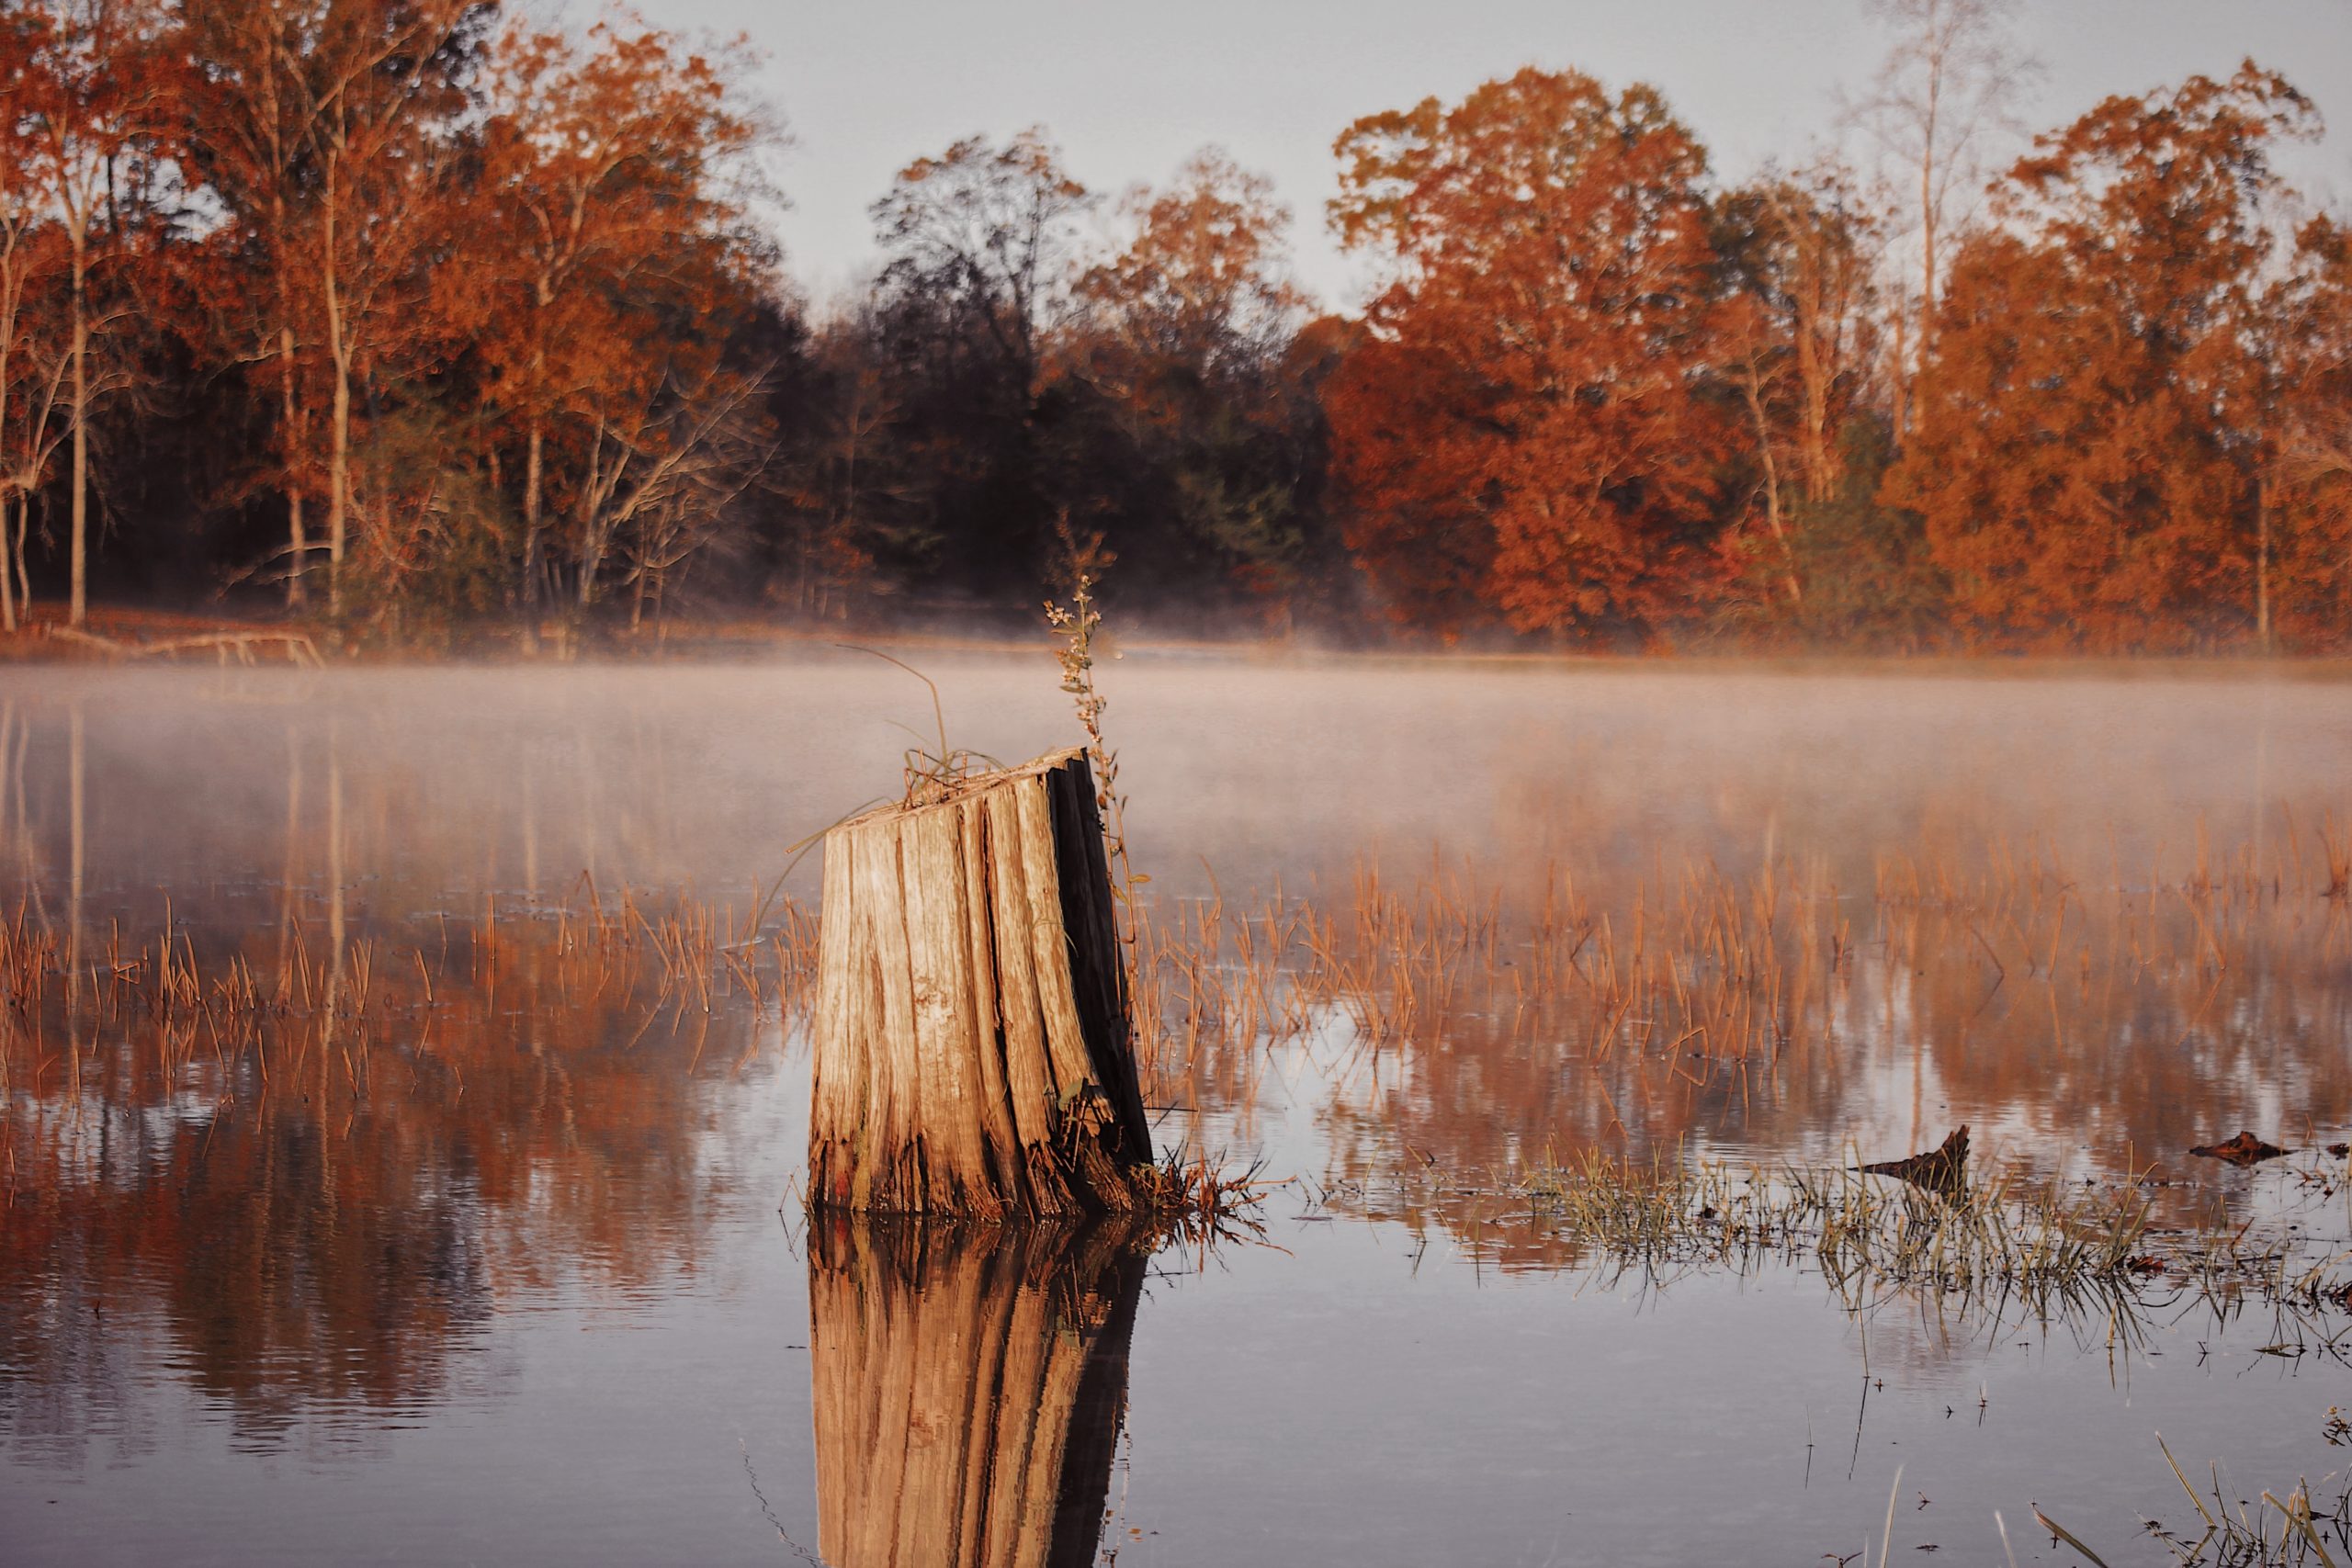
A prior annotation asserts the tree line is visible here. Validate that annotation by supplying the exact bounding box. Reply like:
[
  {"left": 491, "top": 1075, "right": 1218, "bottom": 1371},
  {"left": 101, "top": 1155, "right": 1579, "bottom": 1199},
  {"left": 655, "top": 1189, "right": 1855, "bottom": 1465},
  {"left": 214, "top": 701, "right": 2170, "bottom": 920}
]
[{"left": 2, "top": 0, "right": 2346, "bottom": 651}]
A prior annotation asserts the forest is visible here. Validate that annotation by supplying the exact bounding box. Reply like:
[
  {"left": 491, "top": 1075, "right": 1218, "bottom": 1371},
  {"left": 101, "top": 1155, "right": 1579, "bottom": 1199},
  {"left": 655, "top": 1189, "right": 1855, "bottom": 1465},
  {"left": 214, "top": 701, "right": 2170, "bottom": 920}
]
[{"left": 1, "top": 0, "right": 2348, "bottom": 652}]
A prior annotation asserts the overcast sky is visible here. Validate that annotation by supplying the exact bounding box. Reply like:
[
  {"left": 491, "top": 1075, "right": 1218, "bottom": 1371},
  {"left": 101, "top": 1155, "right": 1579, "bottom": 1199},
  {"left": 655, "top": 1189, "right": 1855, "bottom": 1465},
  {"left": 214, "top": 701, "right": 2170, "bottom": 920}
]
[{"left": 650, "top": 0, "right": 2351, "bottom": 310}]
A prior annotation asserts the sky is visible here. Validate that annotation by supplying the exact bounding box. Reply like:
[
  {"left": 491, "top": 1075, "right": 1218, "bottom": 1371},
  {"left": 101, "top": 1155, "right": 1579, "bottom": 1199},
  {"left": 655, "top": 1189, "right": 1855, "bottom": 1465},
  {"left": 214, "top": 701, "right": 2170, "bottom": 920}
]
[{"left": 650, "top": 0, "right": 2352, "bottom": 310}]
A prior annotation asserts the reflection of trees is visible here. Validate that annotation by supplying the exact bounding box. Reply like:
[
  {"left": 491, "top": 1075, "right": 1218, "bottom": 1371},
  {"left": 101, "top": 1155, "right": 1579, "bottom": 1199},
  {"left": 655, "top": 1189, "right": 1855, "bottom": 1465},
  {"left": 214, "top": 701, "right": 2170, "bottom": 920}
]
[
  {"left": 0, "top": 892, "right": 755, "bottom": 1457},
  {"left": 808, "top": 1216, "right": 1146, "bottom": 1568},
  {"left": 1139, "top": 820, "right": 2352, "bottom": 1262}
]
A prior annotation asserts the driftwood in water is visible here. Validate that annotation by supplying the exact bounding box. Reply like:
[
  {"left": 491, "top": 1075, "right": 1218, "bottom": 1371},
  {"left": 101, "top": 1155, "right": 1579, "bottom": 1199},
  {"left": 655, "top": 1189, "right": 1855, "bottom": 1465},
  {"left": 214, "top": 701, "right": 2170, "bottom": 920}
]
[
  {"left": 2189, "top": 1130, "right": 2291, "bottom": 1167},
  {"left": 1860, "top": 1124, "right": 1971, "bottom": 1195},
  {"left": 46, "top": 623, "right": 325, "bottom": 667},
  {"left": 808, "top": 748, "right": 1155, "bottom": 1217},
  {"left": 808, "top": 1216, "right": 1145, "bottom": 1568}
]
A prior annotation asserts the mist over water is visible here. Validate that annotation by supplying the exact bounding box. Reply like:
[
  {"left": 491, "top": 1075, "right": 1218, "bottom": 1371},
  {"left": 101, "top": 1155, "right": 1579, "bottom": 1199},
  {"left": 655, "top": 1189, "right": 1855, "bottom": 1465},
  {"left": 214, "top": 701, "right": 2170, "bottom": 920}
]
[
  {"left": 11, "top": 656, "right": 2343, "bottom": 902},
  {"left": 3, "top": 656, "right": 2350, "bottom": 1564}
]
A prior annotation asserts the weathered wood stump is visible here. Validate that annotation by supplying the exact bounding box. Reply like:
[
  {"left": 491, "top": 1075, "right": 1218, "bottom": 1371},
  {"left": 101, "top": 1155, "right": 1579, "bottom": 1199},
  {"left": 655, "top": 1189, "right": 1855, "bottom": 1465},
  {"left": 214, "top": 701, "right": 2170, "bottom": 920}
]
[
  {"left": 808, "top": 1216, "right": 1145, "bottom": 1568},
  {"left": 808, "top": 748, "right": 1156, "bottom": 1217}
]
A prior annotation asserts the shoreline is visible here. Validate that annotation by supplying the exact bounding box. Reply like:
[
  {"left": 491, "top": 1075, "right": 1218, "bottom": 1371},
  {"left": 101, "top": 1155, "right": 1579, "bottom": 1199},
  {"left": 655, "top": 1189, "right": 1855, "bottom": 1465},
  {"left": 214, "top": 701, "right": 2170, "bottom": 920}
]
[{"left": 6, "top": 602, "right": 2352, "bottom": 682}]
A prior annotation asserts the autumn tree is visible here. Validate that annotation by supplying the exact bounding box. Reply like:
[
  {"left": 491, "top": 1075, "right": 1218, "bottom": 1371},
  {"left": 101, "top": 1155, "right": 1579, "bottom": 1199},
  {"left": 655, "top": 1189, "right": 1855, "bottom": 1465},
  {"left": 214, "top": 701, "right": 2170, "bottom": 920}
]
[
  {"left": 768, "top": 305, "right": 921, "bottom": 619},
  {"left": 873, "top": 128, "right": 1090, "bottom": 400},
  {"left": 295, "top": 0, "right": 490, "bottom": 615},
  {"left": 183, "top": 0, "right": 331, "bottom": 606},
  {"left": 1060, "top": 149, "right": 1314, "bottom": 610},
  {"left": 1326, "top": 67, "right": 1736, "bottom": 641},
  {"left": 1887, "top": 63, "right": 2318, "bottom": 649},
  {"left": 2266, "top": 218, "right": 2352, "bottom": 646},
  {"left": 598, "top": 359, "right": 775, "bottom": 628},
  {"left": 1714, "top": 158, "right": 1913, "bottom": 630},
  {"left": 0, "top": 11, "right": 68, "bottom": 629},
  {"left": 473, "top": 14, "right": 766, "bottom": 621},
  {"left": 865, "top": 129, "right": 1092, "bottom": 593},
  {"left": 15, "top": 0, "right": 185, "bottom": 626},
  {"left": 1849, "top": 0, "right": 2035, "bottom": 431}
]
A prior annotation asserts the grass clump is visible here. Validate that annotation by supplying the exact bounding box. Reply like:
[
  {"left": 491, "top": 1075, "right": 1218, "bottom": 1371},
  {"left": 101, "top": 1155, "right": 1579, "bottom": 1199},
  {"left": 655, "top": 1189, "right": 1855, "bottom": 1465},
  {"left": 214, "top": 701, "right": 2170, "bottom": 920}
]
[
  {"left": 2035, "top": 1436, "right": 2352, "bottom": 1567},
  {"left": 1335, "top": 1145, "right": 2352, "bottom": 1349}
]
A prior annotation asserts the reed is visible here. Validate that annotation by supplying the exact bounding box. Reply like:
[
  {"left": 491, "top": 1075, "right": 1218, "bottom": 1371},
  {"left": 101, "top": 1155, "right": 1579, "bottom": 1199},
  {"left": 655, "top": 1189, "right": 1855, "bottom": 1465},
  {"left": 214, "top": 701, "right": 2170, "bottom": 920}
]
[
  {"left": 2038, "top": 1438, "right": 2352, "bottom": 1568},
  {"left": 1117, "top": 815, "right": 2352, "bottom": 1204},
  {"left": 1317, "top": 1144, "right": 2352, "bottom": 1359},
  {"left": 0, "top": 881, "right": 820, "bottom": 1167}
]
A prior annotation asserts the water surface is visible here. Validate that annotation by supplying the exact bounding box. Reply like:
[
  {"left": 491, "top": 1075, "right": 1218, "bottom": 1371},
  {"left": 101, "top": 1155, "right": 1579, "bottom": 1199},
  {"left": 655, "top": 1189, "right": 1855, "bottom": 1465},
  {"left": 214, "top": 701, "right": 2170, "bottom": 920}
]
[{"left": 3, "top": 658, "right": 2349, "bottom": 1564}]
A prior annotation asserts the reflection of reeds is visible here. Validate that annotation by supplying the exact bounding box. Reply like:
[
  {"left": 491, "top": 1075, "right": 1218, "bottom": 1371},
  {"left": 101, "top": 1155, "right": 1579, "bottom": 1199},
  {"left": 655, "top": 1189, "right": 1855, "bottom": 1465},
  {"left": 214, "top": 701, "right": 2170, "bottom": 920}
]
[
  {"left": 0, "top": 886, "right": 802, "bottom": 1450},
  {"left": 1132, "top": 829, "right": 2352, "bottom": 1089},
  {"left": 0, "top": 883, "right": 822, "bottom": 1103},
  {"left": 1122, "top": 823, "right": 2352, "bottom": 1258}
]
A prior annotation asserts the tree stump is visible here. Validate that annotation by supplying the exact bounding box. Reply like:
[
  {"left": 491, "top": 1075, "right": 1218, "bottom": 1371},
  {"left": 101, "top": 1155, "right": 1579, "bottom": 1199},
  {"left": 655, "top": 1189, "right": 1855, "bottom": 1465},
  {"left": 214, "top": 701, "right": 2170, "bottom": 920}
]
[
  {"left": 807, "top": 1216, "right": 1145, "bottom": 1568},
  {"left": 808, "top": 748, "right": 1156, "bottom": 1218}
]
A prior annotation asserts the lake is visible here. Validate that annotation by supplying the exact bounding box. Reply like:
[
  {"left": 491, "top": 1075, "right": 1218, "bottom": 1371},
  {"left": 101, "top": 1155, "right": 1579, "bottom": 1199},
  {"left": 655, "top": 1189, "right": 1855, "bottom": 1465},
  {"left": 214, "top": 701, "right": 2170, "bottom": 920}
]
[{"left": 3, "top": 654, "right": 2349, "bottom": 1564}]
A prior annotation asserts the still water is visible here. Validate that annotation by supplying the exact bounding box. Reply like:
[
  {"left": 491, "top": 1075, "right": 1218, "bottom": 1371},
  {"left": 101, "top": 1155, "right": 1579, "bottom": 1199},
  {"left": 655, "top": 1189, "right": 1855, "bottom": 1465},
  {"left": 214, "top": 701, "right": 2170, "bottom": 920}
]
[{"left": 2, "top": 656, "right": 2349, "bottom": 1564}]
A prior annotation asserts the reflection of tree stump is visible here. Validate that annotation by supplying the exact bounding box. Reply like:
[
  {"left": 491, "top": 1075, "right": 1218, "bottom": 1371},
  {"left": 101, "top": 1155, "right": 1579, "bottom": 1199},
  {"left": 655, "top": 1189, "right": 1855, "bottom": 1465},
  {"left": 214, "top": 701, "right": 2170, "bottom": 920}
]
[
  {"left": 808, "top": 1216, "right": 1146, "bottom": 1568},
  {"left": 809, "top": 749, "right": 1155, "bottom": 1217}
]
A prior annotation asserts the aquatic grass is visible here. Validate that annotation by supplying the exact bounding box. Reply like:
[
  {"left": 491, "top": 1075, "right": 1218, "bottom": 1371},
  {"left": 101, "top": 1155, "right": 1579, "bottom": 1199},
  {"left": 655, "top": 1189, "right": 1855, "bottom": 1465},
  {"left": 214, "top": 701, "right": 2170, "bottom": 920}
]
[
  {"left": 1323, "top": 1145, "right": 2352, "bottom": 1359},
  {"left": 2033, "top": 1438, "right": 2352, "bottom": 1567},
  {"left": 0, "top": 881, "right": 819, "bottom": 1169},
  {"left": 1124, "top": 810, "right": 2352, "bottom": 1122}
]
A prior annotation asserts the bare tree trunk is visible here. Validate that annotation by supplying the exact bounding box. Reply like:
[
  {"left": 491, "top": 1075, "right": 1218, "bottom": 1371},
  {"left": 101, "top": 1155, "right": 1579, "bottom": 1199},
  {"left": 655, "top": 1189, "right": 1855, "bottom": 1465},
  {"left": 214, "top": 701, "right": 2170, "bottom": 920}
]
[
  {"left": 577, "top": 508, "right": 600, "bottom": 608},
  {"left": 1917, "top": 71, "right": 1939, "bottom": 372},
  {"left": 520, "top": 414, "right": 543, "bottom": 638},
  {"left": 0, "top": 247, "right": 12, "bottom": 632},
  {"left": 283, "top": 325, "right": 306, "bottom": 608},
  {"left": 274, "top": 164, "right": 306, "bottom": 608},
  {"left": 575, "top": 419, "right": 607, "bottom": 610},
  {"left": 1739, "top": 365, "right": 1802, "bottom": 605},
  {"left": 322, "top": 149, "right": 350, "bottom": 615},
  {"left": 8, "top": 493, "right": 27, "bottom": 617},
  {"left": 1890, "top": 299, "right": 1911, "bottom": 440},
  {"left": 519, "top": 275, "right": 550, "bottom": 635},
  {"left": 1792, "top": 240, "right": 1836, "bottom": 505},
  {"left": 327, "top": 350, "right": 349, "bottom": 613},
  {"left": 68, "top": 230, "right": 87, "bottom": 628},
  {"left": 2256, "top": 470, "right": 2272, "bottom": 650},
  {"left": 0, "top": 495, "right": 15, "bottom": 633}
]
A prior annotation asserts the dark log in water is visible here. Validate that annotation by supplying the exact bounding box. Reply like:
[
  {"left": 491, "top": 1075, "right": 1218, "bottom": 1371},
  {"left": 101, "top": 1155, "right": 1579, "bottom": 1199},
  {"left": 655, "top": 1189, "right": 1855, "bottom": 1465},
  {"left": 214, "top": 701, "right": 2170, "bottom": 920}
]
[
  {"left": 1860, "top": 1124, "right": 1971, "bottom": 1195},
  {"left": 807, "top": 1215, "right": 1147, "bottom": 1568},
  {"left": 2189, "top": 1130, "right": 2292, "bottom": 1167},
  {"left": 808, "top": 749, "right": 1155, "bottom": 1217}
]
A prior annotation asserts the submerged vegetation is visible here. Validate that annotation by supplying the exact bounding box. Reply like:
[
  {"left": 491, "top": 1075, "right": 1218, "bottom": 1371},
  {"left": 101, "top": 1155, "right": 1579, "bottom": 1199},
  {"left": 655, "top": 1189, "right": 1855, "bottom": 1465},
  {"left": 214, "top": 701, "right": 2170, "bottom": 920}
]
[{"left": 1315, "top": 1145, "right": 2352, "bottom": 1355}]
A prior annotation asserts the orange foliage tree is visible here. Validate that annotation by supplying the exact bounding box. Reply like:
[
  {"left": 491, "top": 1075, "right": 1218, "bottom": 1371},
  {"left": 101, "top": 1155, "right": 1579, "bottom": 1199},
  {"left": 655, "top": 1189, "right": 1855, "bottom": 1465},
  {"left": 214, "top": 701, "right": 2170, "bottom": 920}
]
[
  {"left": 183, "top": 0, "right": 333, "bottom": 607},
  {"left": 298, "top": 0, "right": 490, "bottom": 615},
  {"left": 1888, "top": 63, "right": 2318, "bottom": 649},
  {"left": 472, "top": 13, "right": 766, "bottom": 618},
  {"left": 1713, "top": 160, "right": 1887, "bottom": 615},
  {"left": 1325, "top": 68, "right": 1736, "bottom": 641},
  {"left": 13, "top": 0, "right": 184, "bottom": 626},
  {"left": 1065, "top": 149, "right": 1312, "bottom": 608},
  {"left": 0, "top": 14, "right": 71, "bottom": 630},
  {"left": 2267, "top": 218, "right": 2352, "bottom": 646}
]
